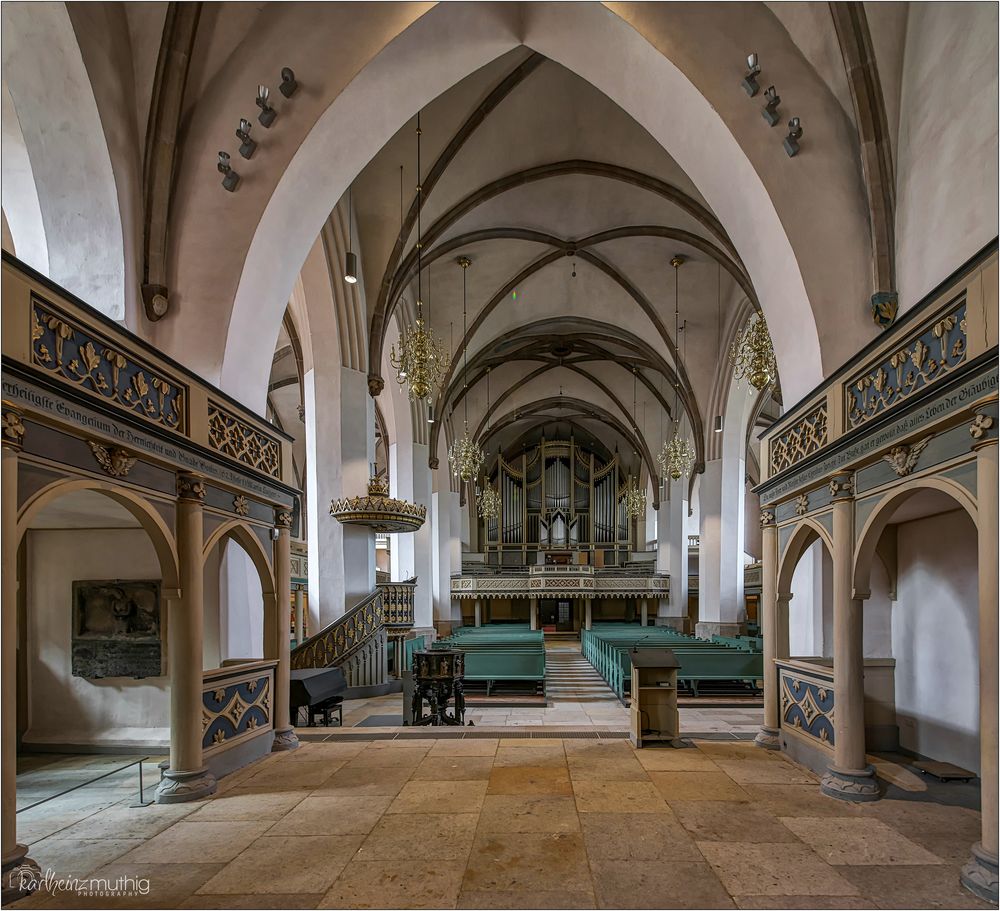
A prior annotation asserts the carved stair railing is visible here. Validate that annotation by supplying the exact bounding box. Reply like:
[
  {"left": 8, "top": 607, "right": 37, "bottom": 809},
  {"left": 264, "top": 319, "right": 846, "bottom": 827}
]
[{"left": 288, "top": 581, "right": 417, "bottom": 687}]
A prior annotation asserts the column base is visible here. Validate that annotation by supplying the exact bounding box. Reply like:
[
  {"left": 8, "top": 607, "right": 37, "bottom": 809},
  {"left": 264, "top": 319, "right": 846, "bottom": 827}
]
[
  {"left": 961, "top": 842, "right": 998, "bottom": 903},
  {"left": 694, "top": 621, "right": 746, "bottom": 639},
  {"left": 272, "top": 727, "right": 301, "bottom": 752},
  {"left": 754, "top": 726, "right": 781, "bottom": 750},
  {"left": 655, "top": 617, "right": 688, "bottom": 633},
  {"left": 820, "top": 764, "right": 880, "bottom": 802},
  {"left": 154, "top": 766, "right": 217, "bottom": 804},
  {"left": 2, "top": 844, "right": 41, "bottom": 903}
]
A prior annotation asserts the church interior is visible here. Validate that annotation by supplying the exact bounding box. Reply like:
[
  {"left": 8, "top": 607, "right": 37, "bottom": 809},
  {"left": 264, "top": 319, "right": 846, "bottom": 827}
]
[{"left": 1, "top": 2, "right": 998, "bottom": 909}]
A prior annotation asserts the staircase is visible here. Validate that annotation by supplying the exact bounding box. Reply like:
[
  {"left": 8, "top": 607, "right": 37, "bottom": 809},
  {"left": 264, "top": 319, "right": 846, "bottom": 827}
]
[{"left": 545, "top": 644, "right": 618, "bottom": 703}]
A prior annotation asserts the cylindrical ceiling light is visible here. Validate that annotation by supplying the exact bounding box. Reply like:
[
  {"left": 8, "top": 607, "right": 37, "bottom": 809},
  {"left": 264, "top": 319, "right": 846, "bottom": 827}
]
[
  {"left": 344, "top": 187, "right": 358, "bottom": 284},
  {"left": 714, "top": 415, "right": 724, "bottom": 433}
]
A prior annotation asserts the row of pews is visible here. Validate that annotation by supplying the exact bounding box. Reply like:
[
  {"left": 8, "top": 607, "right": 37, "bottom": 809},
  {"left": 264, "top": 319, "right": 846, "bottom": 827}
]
[
  {"left": 581, "top": 625, "right": 763, "bottom": 699},
  {"left": 431, "top": 625, "right": 546, "bottom": 695}
]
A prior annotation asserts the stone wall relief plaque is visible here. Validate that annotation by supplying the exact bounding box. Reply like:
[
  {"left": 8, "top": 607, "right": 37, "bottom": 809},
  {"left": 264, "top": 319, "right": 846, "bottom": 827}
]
[{"left": 71, "top": 580, "right": 163, "bottom": 679}]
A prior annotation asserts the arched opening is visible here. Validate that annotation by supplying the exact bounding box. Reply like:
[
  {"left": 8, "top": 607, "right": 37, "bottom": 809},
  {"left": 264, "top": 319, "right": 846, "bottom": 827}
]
[
  {"left": 16, "top": 485, "right": 179, "bottom": 751},
  {"left": 203, "top": 520, "right": 278, "bottom": 668},
  {"left": 855, "top": 485, "right": 980, "bottom": 772},
  {"left": 777, "top": 520, "right": 835, "bottom": 661}
]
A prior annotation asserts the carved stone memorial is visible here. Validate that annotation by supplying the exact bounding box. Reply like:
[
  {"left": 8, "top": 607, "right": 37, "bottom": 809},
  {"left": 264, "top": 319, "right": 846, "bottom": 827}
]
[{"left": 71, "top": 580, "right": 163, "bottom": 679}]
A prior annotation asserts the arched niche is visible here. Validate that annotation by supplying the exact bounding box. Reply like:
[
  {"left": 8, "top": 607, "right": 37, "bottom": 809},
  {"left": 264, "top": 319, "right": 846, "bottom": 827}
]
[{"left": 776, "top": 518, "right": 835, "bottom": 659}]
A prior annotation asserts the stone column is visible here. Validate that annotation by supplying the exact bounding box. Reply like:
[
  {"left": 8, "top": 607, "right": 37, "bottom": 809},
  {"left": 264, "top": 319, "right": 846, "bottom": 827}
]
[
  {"left": 962, "top": 404, "right": 999, "bottom": 902},
  {"left": 272, "top": 510, "right": 299, "bottom": 751},
  {"left": 529, "top": 597, "right": 538, "bottom": 631},
  {"left": 640, "top": 600, "right": 649, "bottom": 627},
  {"left": 585, "top": 598, "right": 593, "bottom": 631},
  {"left": 294, "top": 586, "right": 306, "bottom": 644},
  {"left": 157, "top": 473, "right": 216, "bottom": 803},
  {"left": 474, "top": 598, "right": 482, "bottom": 627},
  {"left": 755, "top": 507, "right": 780, "bottom": 749},
  {"left": 1, "top": 410, "right": 39, "bottom": 900},
  {"left": 820, "top": 473, "right": 878, "bottom": 802}
]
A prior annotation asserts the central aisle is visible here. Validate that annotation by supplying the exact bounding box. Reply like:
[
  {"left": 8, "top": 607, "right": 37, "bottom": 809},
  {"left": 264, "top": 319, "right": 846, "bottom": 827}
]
[{"left": 544, "top": 641, "right": 619, "bottom": 704}]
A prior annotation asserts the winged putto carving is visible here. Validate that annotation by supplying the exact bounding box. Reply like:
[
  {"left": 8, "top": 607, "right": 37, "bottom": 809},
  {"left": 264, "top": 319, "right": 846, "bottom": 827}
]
[
  {"left": 88, "top": 440, "right": 137, "bottom": 478},
  {"left": 881, "top": 435, "right": 932, "bottom": 477}
]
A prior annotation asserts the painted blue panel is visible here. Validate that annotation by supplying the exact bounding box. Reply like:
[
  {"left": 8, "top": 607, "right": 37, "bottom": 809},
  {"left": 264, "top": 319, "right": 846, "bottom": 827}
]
[{"left": 781, "top": 672, "right": 835, "bottom": 745}]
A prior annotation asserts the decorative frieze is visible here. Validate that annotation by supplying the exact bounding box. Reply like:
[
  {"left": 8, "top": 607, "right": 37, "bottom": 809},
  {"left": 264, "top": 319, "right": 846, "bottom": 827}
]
[
  {"left": 207, "top": 401, "right": 281, "bottom": 478},
  {"left": 845, "top": 298, "right": 967, "bottom": 429},
  {"left": 769, "top": 403, "right": 827, "bottom": 474},
  {"left": 31, "top": 297, "right": 186, "bottom": 432}
]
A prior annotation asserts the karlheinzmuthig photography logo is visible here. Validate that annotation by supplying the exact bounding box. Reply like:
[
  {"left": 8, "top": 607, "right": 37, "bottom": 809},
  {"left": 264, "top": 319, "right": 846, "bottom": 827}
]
[{"left": 18, "top": 867, "right": 151, "bottom": 898}]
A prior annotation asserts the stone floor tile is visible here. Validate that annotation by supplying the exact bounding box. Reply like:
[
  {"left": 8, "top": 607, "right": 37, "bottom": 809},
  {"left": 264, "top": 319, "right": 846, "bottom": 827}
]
[
  {"left": 267, "top": 795, "right": 393, "bottom": 835},
  {"left": 734, "top": 897, "right": 874, "bottom": 909},
  {"left": 562, "top": 740, "right": 633, "bottom": 758},
  {"left": 411, "top": 756, "right": 495, "bottom": 781},
  {"left": 463, "top": 832, "right": 590, "bottom": 892},
  {"left": 362, "top": 738, "right": 434, "bottom": 750},
  {"left": 186, "top": 789, "right": 309, "bottom": 822},
  {"left": 499, "top": 738, "right": 566, "bottom": 748},
  {"left": 839, "top": 864, "right": 994, "bottom": 909},
  {"left": 671, "top": 800, "right": 801, "bottom": 843},
  {"left": 281, "top": 742, "right": 367, "bottom": 761},
  {"left": 345, "top": 749, "right": 427, "bottom": 769},
  {"left": 648, "top": 771, "right": 750, "bottom": 803},
  {"left": 492, "top": 747, "right": 567, "bottom": 768},
  {"left": 180, "top": 894, "right": 320, "bottom": 909},
  {"left": 487, "top": 766, "right": 573, "bottom": 795},
  {"left": 119, "top": 820, "right": 274, "bottom": 864},
  {"left": 855, "top": 799, "right": 982, "bottom": 864},
  {"left": 715, "top": 759, "right": 818, "bottom": 785},
  {"left": 386, "top": 779, "right": 488, "bottom": 814},
  {"left": 697, "top": 842, "right": 861, "bottom": 896},
  {"left": 319, "top": 858, "right": 467, "bottom": 909},
  {"left": 580, "top": 811, "right": 702, "bottom": 862},
  {"left": 243, "top": 760, "right": 341, "bottom": 790},
  {"left": 633, "top": 747, "right": 722, "bottom": 772},
  {"left": 29, "top": 837, "right": 146, "bottom": 876},
  {"left": 427, "top": 739, "right": 500, "bottom": 757},
  {"left": 43, "top": 802, "right": 199, "bottom": 841},
  {"left": 457, "top": 890, "right": 596, "bottom": 909},
  {"left": 572, "top": 779, "right": 668, "bottom": 813},
  {"left": 477, "top": 795, "right": 580, "bottom": 834},
  {"left": 588, "top": 859, "right": 735, "bottom": 909},
  {"left": 197, "top": 835, "right": 364, "bottom": 894},
  {"left": 694, "top": 742, "right": 784, "bottom": 762},
  {"left": 567, "top": 757, "right": 649, "bottom": 781},
  {"left": 740, "top": 783, "right": 864, "bottom": 818},
  {"left": 317, "top": 765, "right": 413, "bottom": 797},
  {"left": 355, "top": 813, "right": 478, "bottom": 862},
  {"left": 780, "top": 816, "right": 947, "bottom": 865}
]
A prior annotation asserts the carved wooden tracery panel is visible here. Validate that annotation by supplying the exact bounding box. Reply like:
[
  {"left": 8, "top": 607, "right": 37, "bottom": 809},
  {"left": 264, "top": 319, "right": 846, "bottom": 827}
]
[{"left": 769, "top": 403, "right": 828, "bottom": 474}]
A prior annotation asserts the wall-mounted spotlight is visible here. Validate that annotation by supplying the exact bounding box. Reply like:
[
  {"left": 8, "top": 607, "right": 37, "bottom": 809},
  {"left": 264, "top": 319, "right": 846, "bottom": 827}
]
[
  {"left": 279, "top": 67, "right": 298, "bottom": 98},
  {"left": 783, "top": 117, "right": 803, "bottom": 157},
  {"left": 761, "top": 86, "right": 782, "bottom": 126},
  {"left": 236, "top": 118, "right": 256, "bottom": 159},
  {"left": 256, "top": 85, "right": 276, "bottom": 127},
  {"left": 713, "top": 415, "right": 724, "bottom": 433},
  {"left": 741, "top": 52, "right": 761, "bottom": 96},
  {"left": 217, "top": 151, "right": 239, "bottom": 191}
]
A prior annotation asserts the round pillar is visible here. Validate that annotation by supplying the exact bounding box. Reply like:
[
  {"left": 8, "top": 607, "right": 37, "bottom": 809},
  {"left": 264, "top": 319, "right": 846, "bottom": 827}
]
[
  {"left": 272, "top": 510, "right": 299, "bottom": 751},
  {"left": 156, "top": 473, "right": 217, "bottom": 803},
  {"left": 529, "top": 597, "right": 538, "bottom": 631},
  {"left": 294, "top": 586, "right": 306, "bottom": 645},
  {"left": 821, "top": 473, "right": 878, "bottom": 802},
  {"left": 755, "top": 507, "right": 780, "bottom": 749},
  {"left": 1, "top": 409, "right": 40, "bottom": 901}
]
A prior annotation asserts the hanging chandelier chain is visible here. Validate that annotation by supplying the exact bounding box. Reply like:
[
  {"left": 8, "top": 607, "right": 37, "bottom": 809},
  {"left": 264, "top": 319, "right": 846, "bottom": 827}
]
[{"left": 659, "top": 255, "right": 696, "bottom": 484}]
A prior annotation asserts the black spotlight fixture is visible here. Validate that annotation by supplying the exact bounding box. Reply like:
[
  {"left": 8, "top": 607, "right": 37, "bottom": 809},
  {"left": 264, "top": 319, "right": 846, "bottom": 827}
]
[
  {"left": 236, "top": 118, "right": 256, "bottom": 159},
  {"left": 256, "top": 84, "right": 276, "bottom": 127},
  {"left": 217, "top": 151, "right": 239, "bottom": 192},
  {"left": 784, "top": 117, "right": 803, "bottom": 157},
  {"left": 741, "top": 52, "right": 761, "bottom": 96},
  {"left": 279, "top": 67, "right": 298, "bottom": 98},
  {"left": 344, "top": 187, "right": 358, "bottom": 284},
  {"left": 762, "top": 85, "right": 782, "bottom": 126}
]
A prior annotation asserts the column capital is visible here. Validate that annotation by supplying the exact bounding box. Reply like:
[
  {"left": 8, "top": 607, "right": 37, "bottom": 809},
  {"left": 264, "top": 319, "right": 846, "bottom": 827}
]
[
  {"left": 274, "top": 509, "right": 293, "bottom": 529},
  {"left": 1, "top": 407, "right": 25, "bottom": 452},
  {"left": 176, "top": 472, "right": 206, "bottom": 501},
  {"left": 760, "top": 508, "right": 776, "bottom": 528},
  {"left": 829, "top": 473, "right": 854, "bottom": 501}
]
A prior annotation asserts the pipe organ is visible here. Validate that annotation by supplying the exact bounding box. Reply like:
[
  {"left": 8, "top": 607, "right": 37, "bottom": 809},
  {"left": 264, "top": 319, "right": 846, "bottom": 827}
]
[{"left": 484, "top": 438, "right": 633, "bottom": 565}]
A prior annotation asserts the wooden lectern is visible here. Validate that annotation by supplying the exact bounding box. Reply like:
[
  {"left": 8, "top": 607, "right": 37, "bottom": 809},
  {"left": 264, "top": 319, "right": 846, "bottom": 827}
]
[{"left": 629, "top": 647, "right": 681, "bottom": 748}]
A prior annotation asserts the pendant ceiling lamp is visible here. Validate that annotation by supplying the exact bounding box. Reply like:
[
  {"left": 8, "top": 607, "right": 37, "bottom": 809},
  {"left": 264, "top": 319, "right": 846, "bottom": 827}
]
[
  {"left": 448, "top": 257, "right": 484, "bottom": 484},
  {"left": 624, "top": 366, "right": 646, "bottom": 519},
  {"left": 730, "top": 310, "right": 777, "bottom": 391},
  {"left": 389, "top": 113, "right": 450, "bottom": 402},
  {"left": 477, "top": 368, "right": 500, "bottom": 520},
  {"left": 657, "top": 256, "right": 696, "bottom": 482}
]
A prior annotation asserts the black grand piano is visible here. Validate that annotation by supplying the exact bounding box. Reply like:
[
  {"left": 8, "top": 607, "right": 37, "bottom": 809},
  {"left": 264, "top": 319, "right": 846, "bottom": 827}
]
[{"left": 289, "top": 667, "right": 347, "bottom": 727}]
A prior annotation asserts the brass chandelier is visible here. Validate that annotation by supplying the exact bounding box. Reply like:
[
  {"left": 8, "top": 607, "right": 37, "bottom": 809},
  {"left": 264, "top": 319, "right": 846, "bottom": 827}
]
[
  {"left": 476, "top": 367, "right": 500, "bottom": 519},
  {"left": 658, "top": 256, "right": 697, "bottom": 483},
  {"left": 624, "top": 367, "right": 646, "bottom": 519},
  {"left": 730, "top": 312, "right": 777, "bottom": 390},
  {"left": 389, "top": 112, "right": 450, "bottom": 403},
  {"left": 448, "top": 256, "right": 484, "bottom": 483}
]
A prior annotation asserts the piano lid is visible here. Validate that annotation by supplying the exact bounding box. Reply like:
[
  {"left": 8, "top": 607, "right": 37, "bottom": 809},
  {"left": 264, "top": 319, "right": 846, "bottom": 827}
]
[{"left": 289, "top": 667, "right": 347, "bottom": 707}]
